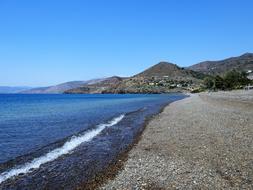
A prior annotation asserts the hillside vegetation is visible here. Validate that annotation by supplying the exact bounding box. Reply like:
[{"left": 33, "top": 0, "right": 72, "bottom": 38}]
[
  {"left": 19, "top": 53, "right": 253, "bottom": 94},
  {"left": 66, "top": 62, "right": 206, "bottom": 94},
  {"left": 203, "top": 70, "right": 252, "bottom": 90},
  {"left": 189, "top": 53, "right": 253, "bottom": 75}
]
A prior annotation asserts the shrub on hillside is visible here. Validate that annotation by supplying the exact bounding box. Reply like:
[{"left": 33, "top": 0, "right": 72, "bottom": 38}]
[
  {"left": 203, "top": 70, "right": 252, "bottom": 90},
  {"left": 203, "top": 76, "right": 214, "bottom": 89}
]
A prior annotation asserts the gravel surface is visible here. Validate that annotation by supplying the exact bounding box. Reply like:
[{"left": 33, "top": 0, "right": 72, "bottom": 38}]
[{"left": 99, "top": 90, "right": 253, "bottom": 190}]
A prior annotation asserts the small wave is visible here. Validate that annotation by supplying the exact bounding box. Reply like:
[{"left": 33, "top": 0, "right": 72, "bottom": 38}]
[{"left": 0, "top": 114, "right": 125, "bottom": 184}]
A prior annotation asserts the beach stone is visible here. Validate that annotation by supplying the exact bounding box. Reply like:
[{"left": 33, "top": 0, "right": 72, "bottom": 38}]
[{"left": 99, "top": 91, "right": 253, "bottom": 190}]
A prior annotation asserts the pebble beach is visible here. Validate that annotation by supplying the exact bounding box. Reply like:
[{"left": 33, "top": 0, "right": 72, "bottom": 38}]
[{"left": 99, "top": 90, "right": 253, "bottom": 189}]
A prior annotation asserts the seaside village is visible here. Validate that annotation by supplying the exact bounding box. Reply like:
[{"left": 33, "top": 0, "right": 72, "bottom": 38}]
[
  {"left": 130, "top": 69, "right": 253, "bottom": 93},
  {"left": 245, "top": 70, "right": 253, "bottom": 89},
  {"left": 130, "top": 76, "right": 197, "bottom": 91}
]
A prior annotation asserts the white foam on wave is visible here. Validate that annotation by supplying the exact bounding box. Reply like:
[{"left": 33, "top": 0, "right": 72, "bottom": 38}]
[{"left": 0, "top": 114, "right": 125, "bottom": 184}]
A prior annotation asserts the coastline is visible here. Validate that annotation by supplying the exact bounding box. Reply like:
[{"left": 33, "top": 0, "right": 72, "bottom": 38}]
[
  {"left": 97, "top": 90, "right": 253, "bottom": 189},
  {"left": 0, "top": 94, "right": 186, "bottom": 189},
  {"left": 77, "top": 95, "right": 188, "bottom": 190}
]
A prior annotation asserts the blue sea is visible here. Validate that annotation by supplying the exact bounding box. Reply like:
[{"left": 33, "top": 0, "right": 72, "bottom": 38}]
[{"left": 0, "top": 93, "right": 186, "bottom": 189}]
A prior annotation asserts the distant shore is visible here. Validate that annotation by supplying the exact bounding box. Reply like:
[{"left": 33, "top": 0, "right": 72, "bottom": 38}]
[{"left": 96, "top": 90, "right": 253, "bottom": 189}]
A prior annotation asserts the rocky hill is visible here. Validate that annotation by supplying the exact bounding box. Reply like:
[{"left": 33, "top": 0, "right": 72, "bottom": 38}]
[
  {"left": 188, "top": 53, "right": 253, "bottom": 75},
  {"left": 21, "top": 53, "right": 253, "bottom": 94},
  {"left": 66, "top": 62, "right": 206, "bottom": 94},
  {"left": 135, "top": 62, "right": 206, "bottom": 81},
  {"left": 22, "top": 79, "right": 106, "bottom": 94},
  {"left": 65, "top": 76, "right": 124, "bottom": 94}
]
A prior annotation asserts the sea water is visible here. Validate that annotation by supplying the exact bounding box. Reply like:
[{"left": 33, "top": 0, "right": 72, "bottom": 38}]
[{"left": 0, "top": 93, "right": 186, "bottom": 189}]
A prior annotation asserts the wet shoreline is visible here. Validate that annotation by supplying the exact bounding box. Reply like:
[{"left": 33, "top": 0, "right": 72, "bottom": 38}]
[
  {"left": 77, "top": 99, "right": 181, "bottom": 190},
  {"left": 0, "top": 94, "right": 187, "bottom": 189},
  {"left": 99, "top": 91, "right": 253, "bottom": 189}
]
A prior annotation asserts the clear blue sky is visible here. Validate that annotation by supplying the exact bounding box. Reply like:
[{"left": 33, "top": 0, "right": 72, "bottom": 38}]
[{"left": 0, "top": 0, "right": 253, "bottom": 86}]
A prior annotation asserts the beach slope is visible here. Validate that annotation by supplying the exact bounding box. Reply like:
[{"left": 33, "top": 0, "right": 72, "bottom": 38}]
[{"left": 100, "top": 91, "right": 253, "bottom": 189}]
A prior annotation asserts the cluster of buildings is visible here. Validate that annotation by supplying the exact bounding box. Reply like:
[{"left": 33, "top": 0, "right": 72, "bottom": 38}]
[{"left": 131, "top": 76, "right": 197, "bottom": 90}]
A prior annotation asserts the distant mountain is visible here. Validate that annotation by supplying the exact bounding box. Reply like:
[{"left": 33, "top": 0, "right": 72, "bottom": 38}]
[
  {"left": 135, "top": 62, "right": 206, "bottom": 81},
  {"left": 13, "top": 53, "right": 253, "bottom": 94},
  {"left": 21, "top": 78, "right": 106, "bottom": 94},
  {"left": 188, "top": 53, "right": 253, "bottom": 75},
  {"left": 65, "top": 76, "right": 124, "bottom": 94},
  {"left": 66, "top": 62, "right": 206, "bottom": 94},
  {"left": 0, "top": 86, "right": 32, "bottom": 94}
]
